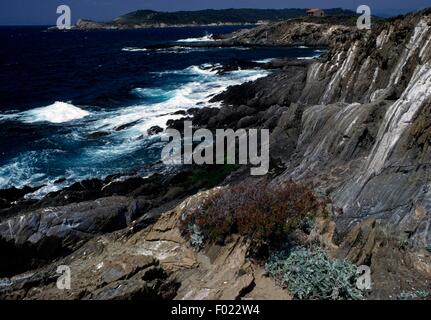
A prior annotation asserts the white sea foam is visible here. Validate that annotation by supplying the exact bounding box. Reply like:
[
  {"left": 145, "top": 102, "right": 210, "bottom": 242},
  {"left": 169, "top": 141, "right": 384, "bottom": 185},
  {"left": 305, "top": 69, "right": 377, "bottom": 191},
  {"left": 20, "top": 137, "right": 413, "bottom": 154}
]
[
  {"left": 0, "top": 65, "right": 270, "bottom": 198},
  {"left": 90, "top": 66, "right": 269, "bottom": 138},
  {"left": 122, "top": 47, "right": 148, "bottom": 52},
  {"left": 253, "top": 58, "right": 274, "bottom": 63},
  {"left": 122, "top": 46, "right": 205, "bottom": 54},
  {"left": 158, "top": 46, "right": 197, "bottom": 53},
  {"left": 132, "top": 88, "right": 175, "bottom": 100},
  {"left": 157, "top": 46, "right": 248, "bottom": 54},
  {"left": 0, "top": 151, "right": 51, "bottom": 190},
  {"left": 153, "top": 64, "right": 221, "bottom": 76},
  {"left": 177, "top": 34, "right": 214, "bottom": 43},
  {"left": 297, "top": 49, "right": 326, "bottom": 60},
  {"left": 185, "top": 65, "right": 219, "bottom": 75},
  {"left": 18, "top": 101, "right": 90, "bottom": 124},
  {"left": 122, "top": 46, "right": 250, "bottom": 54},
  {"left": 297, "top": 56, "right": 317, "bottom": 60}
]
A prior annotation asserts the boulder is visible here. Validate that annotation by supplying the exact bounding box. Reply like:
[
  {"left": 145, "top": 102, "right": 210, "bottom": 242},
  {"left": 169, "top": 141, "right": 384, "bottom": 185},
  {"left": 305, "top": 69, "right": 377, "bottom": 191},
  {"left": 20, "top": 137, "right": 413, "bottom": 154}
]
[{"left": 147, "top": 125, "right": 163, "bottom": 136}]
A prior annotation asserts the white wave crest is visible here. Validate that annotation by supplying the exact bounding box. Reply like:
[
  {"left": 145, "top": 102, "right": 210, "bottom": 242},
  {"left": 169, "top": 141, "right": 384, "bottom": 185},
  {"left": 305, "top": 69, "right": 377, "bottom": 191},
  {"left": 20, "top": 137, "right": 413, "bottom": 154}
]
[
  {"left": 297, "top": 50, "right": 327, "bottom": 60},
  {"left": 20, "top": 101, "right": 90, "bottom": 123},
  {"left": 177, "top": 34, "right": 214, "bottom": 43},
  {"left": 92, "top": 66, "right": 270, "bottom": 136},
  {"left": 253, "top": 58, "right": 274, "bottom": 63},
  {"left": 297, "top": 56, "right": 317, "bottom": 60},
  {"left": 122, "top": 47, "right": 148, "bottom": 52},
  {"left": 0, "top": 64, "right": 270, "bottom": 197}
]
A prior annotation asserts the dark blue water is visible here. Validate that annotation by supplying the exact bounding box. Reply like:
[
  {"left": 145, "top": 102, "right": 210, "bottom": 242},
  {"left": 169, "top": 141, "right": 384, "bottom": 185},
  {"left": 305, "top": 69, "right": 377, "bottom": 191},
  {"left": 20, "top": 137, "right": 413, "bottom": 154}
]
[{"left": 0, "top": 26, "right": 323, "bottom": 197}]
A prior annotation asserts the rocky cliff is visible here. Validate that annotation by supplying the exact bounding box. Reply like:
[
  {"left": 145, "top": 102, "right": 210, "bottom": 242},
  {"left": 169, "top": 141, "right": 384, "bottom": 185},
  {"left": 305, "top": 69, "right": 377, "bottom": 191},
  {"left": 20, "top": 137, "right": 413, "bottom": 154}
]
[
  {"left": 214, "top": 9, "right": 431, "bottom": 245},
  {"left": 282, "top": 10, "right": 431, "bottom": 241},
  {"left": 2, "top": 9, "right": 431, "bottom": 300},
  {"left": 185, "top": 9, "right": 431, "bottom": 297},
  {"left": 219, "top": 16, "right": 356, "bottom": 47}
]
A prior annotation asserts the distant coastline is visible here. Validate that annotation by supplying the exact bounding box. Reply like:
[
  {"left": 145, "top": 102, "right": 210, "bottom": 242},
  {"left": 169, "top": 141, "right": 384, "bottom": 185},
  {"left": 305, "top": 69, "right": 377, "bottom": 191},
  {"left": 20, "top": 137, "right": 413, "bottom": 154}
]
[
  {"left": 71, "top": 20, "right": 260, "bottom": 31},
  {"left": 50, "top": 8, "right": 357, "bottom": 31}
]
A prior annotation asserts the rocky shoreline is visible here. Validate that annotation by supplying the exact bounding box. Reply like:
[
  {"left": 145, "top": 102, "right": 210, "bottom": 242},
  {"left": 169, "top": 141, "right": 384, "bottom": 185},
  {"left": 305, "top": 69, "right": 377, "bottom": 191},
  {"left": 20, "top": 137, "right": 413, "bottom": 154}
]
[
  {"left": 2, "top": 9, "right": 431, "bottom": 300},
  {"left": 47, "top": 19, "right": 258, "bottom": 31}
]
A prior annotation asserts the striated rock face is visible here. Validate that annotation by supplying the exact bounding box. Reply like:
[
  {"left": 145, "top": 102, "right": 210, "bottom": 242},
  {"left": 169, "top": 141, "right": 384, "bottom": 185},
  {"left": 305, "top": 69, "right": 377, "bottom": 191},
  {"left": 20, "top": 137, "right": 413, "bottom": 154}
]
[
  {"left": 2, "top": 186, "right": 427, "bottom": 300},
  {"left": 222, "top": 18, "right": 355, "bottom": 47},
  {"left": 274, "top": 11, "right": 431, "bottom": 247},
  {"left": 334, "top": 217, "right": 431, "bottom": 299},
  {"left": 211, "top": 60, "right": 311, "bottom": 109},
  {"left": 0, "top": 196, "right": 137, "bottom": 277},
  {"left": 0, "top": 189, "right": 290, "bottom": 300},
  {"left": 0, "top": 165, "right": 238, "bottom": 278},
  {"left": 207, "top": 9, "right": 431, "bottom": 251},
  {"left": 299, "top": 12, "right": 431, "bottom": 105}
]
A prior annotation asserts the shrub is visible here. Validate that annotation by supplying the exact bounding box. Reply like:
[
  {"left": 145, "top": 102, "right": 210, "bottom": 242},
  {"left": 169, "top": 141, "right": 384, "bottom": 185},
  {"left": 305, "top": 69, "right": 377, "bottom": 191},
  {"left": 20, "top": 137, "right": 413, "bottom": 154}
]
[
  {"left": 399, "top": 290, "right": 430, "bottom": 300},
  {"left": 188, "top": 164, "right": 237, "bottom": 189},
  {"left": 265, "top": 247, "right": 364, "bottom": 300},
  {"left": 181, "top": 179, "right": 328, "bottom": 251}
]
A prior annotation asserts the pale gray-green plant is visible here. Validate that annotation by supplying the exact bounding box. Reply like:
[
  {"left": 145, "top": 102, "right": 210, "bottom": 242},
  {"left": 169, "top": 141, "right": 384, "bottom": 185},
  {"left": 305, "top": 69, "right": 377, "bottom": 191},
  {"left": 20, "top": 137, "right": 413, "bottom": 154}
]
[
  {"left": 189, "top": 224, "right": 204, "bottom": 249},
  {"left": 265, "top": 247, "right": 364, "bottom": 300},
  {"left": 399, "top": 290, "right": 430, "bottom": 300}
]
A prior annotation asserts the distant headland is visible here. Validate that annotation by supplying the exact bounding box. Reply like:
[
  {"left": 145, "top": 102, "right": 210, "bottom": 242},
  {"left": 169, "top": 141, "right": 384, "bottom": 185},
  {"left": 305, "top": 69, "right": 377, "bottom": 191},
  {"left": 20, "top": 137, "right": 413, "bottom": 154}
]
[{"left": 56, "top": 8, "right": 358, "bottom": 30}]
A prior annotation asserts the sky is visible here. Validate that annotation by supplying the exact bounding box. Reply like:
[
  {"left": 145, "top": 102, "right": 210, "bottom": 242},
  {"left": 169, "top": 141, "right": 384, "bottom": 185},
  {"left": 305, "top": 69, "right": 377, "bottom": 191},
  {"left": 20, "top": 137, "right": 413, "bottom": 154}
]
[{"left": 0, "top": 0, "right": 429, "bottom": 25}]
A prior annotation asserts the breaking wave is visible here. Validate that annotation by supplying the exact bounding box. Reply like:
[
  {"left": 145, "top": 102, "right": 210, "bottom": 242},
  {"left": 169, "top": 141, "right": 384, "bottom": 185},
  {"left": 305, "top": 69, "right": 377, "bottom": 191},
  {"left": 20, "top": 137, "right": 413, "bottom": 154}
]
[
  {"left": 122, "top": 47, "right": 148, "bottom": 52},
  {"left": 253, "top": 58, "right": 275, "bottom": 63},
  {"left": 177, "top": 34, "right": 215, "bottom": 42},
  {"left": 0, "top": 64, "right": 269, "bottom": 197},
  {"left": 0, "top": 101, "right": 90, "bottom": 124}
]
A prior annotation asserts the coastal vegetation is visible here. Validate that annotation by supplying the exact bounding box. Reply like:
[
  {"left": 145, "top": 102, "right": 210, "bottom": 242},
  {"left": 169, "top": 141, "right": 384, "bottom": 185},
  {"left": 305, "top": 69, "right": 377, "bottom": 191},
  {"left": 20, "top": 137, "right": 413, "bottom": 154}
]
[{"left": 181, "top": 179, "right": 328, "bottom": 253}]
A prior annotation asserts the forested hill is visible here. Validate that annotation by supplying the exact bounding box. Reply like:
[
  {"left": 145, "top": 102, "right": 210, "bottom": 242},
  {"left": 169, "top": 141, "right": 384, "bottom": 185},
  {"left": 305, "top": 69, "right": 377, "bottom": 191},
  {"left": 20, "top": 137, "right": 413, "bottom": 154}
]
[
  {"left": 75, "top": 8, "right": 357, "bottom": 29},
  {"left": 115, "top": 8, "right": 355, "bottom": 24}
]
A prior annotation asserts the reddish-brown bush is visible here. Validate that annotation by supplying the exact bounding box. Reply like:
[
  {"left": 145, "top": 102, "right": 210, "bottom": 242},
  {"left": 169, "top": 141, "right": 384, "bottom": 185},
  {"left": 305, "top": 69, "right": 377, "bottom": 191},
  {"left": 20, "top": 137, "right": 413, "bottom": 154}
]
[{"left": 181, "top": 179, "right": 328, "bottom": 250}]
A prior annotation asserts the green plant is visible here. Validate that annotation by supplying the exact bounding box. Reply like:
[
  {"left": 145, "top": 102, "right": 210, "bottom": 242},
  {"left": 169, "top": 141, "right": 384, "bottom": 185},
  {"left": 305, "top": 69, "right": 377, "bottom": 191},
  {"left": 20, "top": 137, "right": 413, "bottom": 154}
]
[
  {"left": 188, "top": 164, "right": 237, "bottom": 188},
  {"left": 265, "top": 247, "right": 364, "bottom": 300}
]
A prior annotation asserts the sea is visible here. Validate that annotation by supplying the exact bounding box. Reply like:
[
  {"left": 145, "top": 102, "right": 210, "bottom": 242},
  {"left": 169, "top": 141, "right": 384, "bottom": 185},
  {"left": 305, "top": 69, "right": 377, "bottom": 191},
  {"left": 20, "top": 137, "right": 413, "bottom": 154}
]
[{"left": 0, "top": 25, "right": 324, "bottom": 198}]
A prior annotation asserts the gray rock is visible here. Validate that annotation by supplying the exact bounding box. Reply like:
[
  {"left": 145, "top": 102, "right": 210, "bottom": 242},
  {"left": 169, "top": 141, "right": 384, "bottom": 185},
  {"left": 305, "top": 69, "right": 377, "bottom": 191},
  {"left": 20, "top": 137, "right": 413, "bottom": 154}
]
[
  {"left": 147, "top": 125, "right": 163, "bottom": 135},
  {"left": 0, "top": 196, "right": 131, "bottom": 277}
]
